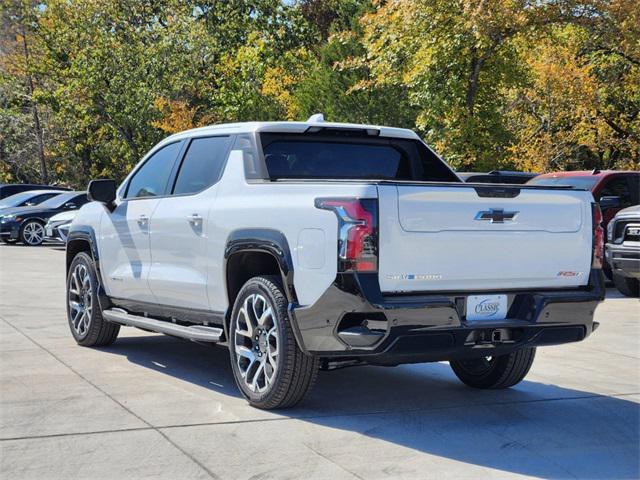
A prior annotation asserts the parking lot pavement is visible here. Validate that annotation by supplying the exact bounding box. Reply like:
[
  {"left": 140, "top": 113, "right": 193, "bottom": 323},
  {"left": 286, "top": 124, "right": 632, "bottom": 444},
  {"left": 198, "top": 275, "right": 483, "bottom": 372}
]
[{"left": 0, "top": 244, "right": 638, "bottom": 480}]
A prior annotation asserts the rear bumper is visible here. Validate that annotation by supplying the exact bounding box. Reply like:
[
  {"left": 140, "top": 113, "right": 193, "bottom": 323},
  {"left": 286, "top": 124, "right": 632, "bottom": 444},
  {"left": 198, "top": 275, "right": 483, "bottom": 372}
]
[
  {"left": 290, "top": 270, "right": 605, "bottom": 363},
  {"left": 606, "top": 243, "right": 640, "bottom": 279}
]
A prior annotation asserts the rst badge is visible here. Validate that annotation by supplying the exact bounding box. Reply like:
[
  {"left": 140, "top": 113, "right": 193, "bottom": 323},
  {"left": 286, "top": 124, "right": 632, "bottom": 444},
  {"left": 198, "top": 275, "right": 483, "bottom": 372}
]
[{"left": 466, "top": 294, "right": 508, "bottom": 321}]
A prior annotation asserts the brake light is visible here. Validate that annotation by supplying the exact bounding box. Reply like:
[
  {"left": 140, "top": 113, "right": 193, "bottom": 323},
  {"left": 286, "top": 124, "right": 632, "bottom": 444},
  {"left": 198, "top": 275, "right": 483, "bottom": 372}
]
[
  {"left": 592, "top": 203, "right": 604, "bottom": 269},
  {"left": 316, "top": 198, "right": 378, "bottom": 272}
]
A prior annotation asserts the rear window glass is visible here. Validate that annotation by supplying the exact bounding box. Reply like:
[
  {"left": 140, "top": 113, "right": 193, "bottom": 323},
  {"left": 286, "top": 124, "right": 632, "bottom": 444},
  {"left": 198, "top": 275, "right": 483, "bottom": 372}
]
[
  {"left": 264, "top": 141, "right": 410, "bottom": 180},
  {"left": 260, "top": 133, "right": 458, "bottom": 182}
]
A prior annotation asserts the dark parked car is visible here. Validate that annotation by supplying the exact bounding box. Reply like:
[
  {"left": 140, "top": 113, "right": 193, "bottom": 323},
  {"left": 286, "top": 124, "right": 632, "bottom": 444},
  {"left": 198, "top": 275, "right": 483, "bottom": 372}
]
[
  {"left": 606, "top": 205, "right": 640, "bottom": 297},
  {"left": 457, "top": 170, "right": 539, "bottom": 184},
  {"left": 0, "top": 183, "right": 69, "bottom": 200},
  {"left": 0, "top": 190, "right": 66, "bottom": 212},
  {"left": 0, "top": 191, "right": 88, "bottom": 246}
]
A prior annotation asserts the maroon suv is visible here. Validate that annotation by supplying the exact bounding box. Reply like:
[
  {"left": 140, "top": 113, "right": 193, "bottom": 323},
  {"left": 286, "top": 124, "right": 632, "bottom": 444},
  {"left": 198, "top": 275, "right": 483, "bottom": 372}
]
[{"left": 527, "top": 170, "right": 640, "bottom": 276}]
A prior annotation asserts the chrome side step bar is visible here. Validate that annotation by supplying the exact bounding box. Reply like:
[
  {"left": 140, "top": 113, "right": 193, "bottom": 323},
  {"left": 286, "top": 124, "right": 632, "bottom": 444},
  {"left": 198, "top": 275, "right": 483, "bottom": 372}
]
[{"left": 102, "top": 308, "right": 223, "bottom": 343}]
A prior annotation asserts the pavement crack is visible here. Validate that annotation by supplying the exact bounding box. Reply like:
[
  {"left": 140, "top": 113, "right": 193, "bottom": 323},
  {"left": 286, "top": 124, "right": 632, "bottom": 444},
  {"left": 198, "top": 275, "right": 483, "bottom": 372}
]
[{"left": 303, "top": 442, "right": 366, "bottom": 480}]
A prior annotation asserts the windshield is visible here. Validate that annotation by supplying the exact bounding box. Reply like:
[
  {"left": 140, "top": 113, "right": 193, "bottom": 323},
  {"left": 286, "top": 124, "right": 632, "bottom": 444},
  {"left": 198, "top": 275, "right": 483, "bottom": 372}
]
[
  {"left": 39, "top": 192, "right": 81, "bottom": 209},
  {"left": 0, "top": 191, "right": 56, "bottom": 208},
  {"left": 527, "top": 176, "right": 599, "bottom": 189}
]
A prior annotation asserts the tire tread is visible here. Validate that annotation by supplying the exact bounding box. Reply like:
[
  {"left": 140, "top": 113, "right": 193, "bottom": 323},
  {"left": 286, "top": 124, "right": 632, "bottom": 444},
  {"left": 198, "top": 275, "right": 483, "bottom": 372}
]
[
  {"left": 230, "top": 275, "right": 318, "bottom": 409},
  {"left": 68, "top": 252, "right": 120, "bottom": 347},
  {"left": 450, "top": 347, "right": 536, "bottom": 389}
]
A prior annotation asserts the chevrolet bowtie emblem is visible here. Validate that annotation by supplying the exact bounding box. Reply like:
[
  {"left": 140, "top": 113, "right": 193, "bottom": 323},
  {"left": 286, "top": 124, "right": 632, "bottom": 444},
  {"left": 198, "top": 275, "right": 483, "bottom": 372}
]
[{"left": 475, "top": 208, "right": 518, "bottom": 223}]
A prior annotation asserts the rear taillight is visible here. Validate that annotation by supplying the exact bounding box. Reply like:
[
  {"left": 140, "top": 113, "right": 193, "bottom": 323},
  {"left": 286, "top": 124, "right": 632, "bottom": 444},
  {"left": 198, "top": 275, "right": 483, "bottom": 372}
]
[
  {"left": 316, "top": 198, "right": 378, "bottom": 272},
  {"left": 592, "top": 203, "right": 604, "bottom": 269}
]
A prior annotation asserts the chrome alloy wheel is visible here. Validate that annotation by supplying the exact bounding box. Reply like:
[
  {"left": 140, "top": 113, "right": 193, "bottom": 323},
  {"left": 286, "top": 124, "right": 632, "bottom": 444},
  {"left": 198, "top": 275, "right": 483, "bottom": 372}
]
[
  {"left": 234, "top": 293, "right": 279, "bottom": 393},
  {"left": 68, "top": 263, "right": 92, "bottom": 337},
  {"left": 23, "top": 221, "right": 45, "bottom": 245}
]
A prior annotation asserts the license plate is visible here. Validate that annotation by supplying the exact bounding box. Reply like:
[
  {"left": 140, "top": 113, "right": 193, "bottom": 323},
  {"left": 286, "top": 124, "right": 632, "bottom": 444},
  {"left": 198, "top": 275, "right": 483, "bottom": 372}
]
[
  {"left": 45, "top": 227, "right": 53, "bottom": 236},
  {"left": 466, "top": 294, "right": 508, "bottom": 321}
]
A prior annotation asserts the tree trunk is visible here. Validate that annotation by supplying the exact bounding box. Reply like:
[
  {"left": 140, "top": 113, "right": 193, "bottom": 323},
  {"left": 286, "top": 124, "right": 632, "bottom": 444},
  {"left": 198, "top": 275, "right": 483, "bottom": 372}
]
[
  {"left": 466, "top": 53, "right": 482, "bottom": 116},
  {"left": 21, "top": 30, "right": 47, "bottom": 183}
]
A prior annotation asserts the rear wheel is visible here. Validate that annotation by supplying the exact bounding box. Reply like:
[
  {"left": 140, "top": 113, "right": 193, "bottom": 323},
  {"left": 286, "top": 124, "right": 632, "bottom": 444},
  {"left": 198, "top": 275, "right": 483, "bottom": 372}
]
[
  {"left": 612, "top": 272, "right": 640, "bottom": 297},
  {"left": 66, "top": 252, "right": 120, "bottom": 346},
  {"left": 229, "top": 275, "right": 318, "bottom": 409},
  {"left": 19, "top": 220, "right": 45, "bottom": 246},
  {"left": 450, "top": 348, "right": 536, "bottom": 389}
]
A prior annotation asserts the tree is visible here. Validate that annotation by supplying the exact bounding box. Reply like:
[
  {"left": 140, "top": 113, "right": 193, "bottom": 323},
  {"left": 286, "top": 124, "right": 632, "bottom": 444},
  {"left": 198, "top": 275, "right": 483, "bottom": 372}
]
[{"left": 0, "top": 0, "right": 49, "bottom": 183}]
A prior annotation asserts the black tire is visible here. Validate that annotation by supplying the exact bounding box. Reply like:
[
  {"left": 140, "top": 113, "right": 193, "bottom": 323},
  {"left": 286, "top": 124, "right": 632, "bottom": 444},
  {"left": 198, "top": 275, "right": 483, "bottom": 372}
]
[
  {"left": 66, "top": 252, "right": 120, "bottom": 347},
  {"left": 612, "top": 272, "right": 640, "bottom": 297},
  {"left": 19, "top": 219, "right": 45, "bottom": 246},
  {"left": 450, "top": 348, "right": 536, "bottom": 389},
  {"left": 229, "top": 275, "right": 318, "bottom": 409}
]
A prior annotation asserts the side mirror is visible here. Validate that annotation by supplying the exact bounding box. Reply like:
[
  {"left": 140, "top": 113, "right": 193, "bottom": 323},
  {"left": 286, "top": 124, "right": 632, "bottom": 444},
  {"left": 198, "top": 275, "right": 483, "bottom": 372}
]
[
  {"left": 87, "top": 179, "right": 117, "bottom": 207},
  {"left": 599, "top": 196, "right": 621, "bottom": 210}
]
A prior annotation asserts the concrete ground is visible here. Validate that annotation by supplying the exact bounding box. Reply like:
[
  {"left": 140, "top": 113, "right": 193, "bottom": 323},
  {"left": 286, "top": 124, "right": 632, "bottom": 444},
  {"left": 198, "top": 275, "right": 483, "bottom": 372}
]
[{"left": 0, "top": 244, "right": 638, "bottom": 480}]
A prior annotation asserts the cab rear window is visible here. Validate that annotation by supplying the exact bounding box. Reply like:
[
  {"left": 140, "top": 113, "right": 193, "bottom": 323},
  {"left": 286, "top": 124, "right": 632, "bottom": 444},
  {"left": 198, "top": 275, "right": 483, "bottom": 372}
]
[{"left": 260, "top": 133, "right": 458, "bottom": 182}]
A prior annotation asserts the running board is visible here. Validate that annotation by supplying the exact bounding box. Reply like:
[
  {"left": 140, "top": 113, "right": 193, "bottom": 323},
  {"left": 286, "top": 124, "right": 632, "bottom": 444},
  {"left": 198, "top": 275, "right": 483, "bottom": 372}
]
[{"left": 102, "top": 308, "right": 223, "bottom": 343}]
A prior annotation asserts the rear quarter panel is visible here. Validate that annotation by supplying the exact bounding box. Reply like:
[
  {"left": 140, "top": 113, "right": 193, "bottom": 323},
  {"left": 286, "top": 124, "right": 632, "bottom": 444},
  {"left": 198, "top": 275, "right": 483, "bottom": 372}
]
[{"left": 207, "top": 150, "right": 378, "bottom": 312}]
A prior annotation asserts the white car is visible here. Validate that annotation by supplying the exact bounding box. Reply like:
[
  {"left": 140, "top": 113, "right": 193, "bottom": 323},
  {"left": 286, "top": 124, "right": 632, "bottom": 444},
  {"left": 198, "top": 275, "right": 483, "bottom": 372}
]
[
  {"left": 45, "top": 210, "right": 77, "bottom": 243},
  {"left": 65, "top": 116, "right": 605, "bottom": 409}
]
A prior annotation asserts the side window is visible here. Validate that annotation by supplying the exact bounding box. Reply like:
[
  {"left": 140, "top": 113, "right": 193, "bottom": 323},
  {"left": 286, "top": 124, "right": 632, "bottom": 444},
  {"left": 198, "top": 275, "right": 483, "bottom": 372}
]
[
  {"left": 599, "top": 177, "right": 633, "bottom": 207},
  {"left": 23, "top": 193, "right": 57, "bottom": 206},
  {"left": 172, "top": 136, "right": 231, "bottom": 195},
  {"left": 125, "top": 142, "right": 182, "bottom": 199},
  {"left": 73, "top": 194, "right": 89, "bottom": 207}
]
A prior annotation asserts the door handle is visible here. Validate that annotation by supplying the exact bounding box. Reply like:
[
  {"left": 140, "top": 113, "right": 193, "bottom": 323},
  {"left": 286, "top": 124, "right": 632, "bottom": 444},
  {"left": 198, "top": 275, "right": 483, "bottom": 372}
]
[
  {"left": 188, "top": 213, "right": 202, "bottom": 225},
  {"left": 137, "top": 214, "right": 149, "bottom": 226}
]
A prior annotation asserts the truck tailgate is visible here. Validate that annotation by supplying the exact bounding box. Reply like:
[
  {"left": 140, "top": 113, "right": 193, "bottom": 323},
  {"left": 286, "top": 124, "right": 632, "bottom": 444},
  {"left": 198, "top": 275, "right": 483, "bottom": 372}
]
[{"left": 377, "top": 184, "right": 594, "bottom": 292}]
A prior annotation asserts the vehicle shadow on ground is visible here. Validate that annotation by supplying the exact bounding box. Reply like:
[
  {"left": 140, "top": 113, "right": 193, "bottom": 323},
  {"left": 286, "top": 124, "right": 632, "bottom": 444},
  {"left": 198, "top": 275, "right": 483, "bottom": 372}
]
[{"left": 102, "top": 335, "right": 639, "bottom": 478}]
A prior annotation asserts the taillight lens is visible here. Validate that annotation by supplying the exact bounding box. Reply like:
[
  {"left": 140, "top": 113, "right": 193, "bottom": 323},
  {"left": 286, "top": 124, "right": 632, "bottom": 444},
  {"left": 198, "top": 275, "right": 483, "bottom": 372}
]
[
  {"left": 592, "top": 203, "right": 604, "bottom": 269},
  {"left": 316, "top": 198, "right": 378, "bottom": 272}
]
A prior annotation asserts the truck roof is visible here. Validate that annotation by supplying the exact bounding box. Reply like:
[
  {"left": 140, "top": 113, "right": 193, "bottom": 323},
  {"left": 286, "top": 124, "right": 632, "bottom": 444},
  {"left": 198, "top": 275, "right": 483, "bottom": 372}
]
[{"left": 164, "top": 119, "right": 421, "bottom": 143}]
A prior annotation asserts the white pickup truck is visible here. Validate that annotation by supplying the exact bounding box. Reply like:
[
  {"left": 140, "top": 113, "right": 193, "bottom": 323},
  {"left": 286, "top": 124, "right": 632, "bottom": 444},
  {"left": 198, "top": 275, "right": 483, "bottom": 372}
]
[{"left": 65, "top": 117, "right": 605, "bottom": 409}]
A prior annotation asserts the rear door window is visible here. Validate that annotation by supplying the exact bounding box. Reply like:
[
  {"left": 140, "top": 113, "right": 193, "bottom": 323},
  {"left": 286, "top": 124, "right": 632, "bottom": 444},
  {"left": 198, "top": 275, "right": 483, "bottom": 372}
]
[
  {"left": 172, "top": 136, "right": 232, "bottom": 195},
  {"left": 599, "top": 177, "right": 634, "bottom": 207}
]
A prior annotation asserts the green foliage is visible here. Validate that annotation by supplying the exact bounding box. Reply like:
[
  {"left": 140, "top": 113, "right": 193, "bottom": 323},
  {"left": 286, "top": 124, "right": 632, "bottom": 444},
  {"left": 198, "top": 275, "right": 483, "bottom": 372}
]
[{"left": 0, "top": 0, "right": 637, "bottom": 186}]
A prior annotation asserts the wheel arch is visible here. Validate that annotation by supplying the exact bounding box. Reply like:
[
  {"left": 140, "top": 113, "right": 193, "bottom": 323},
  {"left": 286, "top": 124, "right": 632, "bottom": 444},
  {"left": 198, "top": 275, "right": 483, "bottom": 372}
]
[
  {"left": 66, "top": 226, "right": 111, "bottom": 310},
  {"left": 223, "top": 228, "right": 305, "bottom": 349},
  {"left": 224, "top": 228, "right": 297, "bottom": 307}
]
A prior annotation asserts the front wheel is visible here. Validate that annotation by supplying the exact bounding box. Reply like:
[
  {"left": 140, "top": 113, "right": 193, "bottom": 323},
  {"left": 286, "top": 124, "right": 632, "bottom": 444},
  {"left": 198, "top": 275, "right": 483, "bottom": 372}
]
[
  {"left": 612, "top": 272, "right": 640, "bottom": 297},
  {"left": 229, "top": 276, "right": 318, "bottom": 409},
  {"left": 19, "top": 220, "right": 45, "bottom": 246},
  {"left": 450, "top": 348, "right": 536, "bottom": 389},
  {"left": 67, "top": 252, "right": 120, "bottom": 346}
]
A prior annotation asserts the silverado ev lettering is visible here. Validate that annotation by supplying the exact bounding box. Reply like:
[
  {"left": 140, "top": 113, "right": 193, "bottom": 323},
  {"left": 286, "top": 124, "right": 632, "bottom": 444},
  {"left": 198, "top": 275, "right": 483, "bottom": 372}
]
[{"left": 65, "top": 116, "right": 605, "bottom": 409}]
